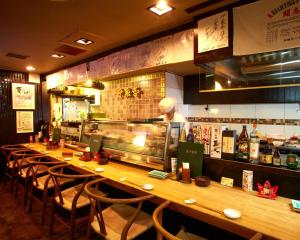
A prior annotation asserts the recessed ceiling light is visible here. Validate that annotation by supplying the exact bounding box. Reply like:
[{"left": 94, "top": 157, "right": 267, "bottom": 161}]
[
  {"left": 76, "top": 38, "right": 94, "bottom": 45},
  {"left": 26, "top": 65, "right": 36, "bottom": 71},
  {"left": 52, "top": 53, "right": 65, "bottom": 58},
  {"left": 149, "top": 0, "right": 174, "bottom": 16}
]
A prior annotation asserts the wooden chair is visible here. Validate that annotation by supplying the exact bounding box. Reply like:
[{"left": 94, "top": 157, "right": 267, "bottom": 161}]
[
  {"left": 11, "top": 150, "right": 46, "bottom": 198},
  {"left": 48, "top": 163, "right": 100, "bottom": 240},
  {"left": 1, "top": 144, "right": 28, "bottom": 190},
  {"left": 24, "top": 160, "right": 73, "bottom": 224},
  {"left": 153, "top": 200, "right": 207, "bottom": 240},
  {"left": 153, "top": 201, "right": 264, "bottom": 240},
  {"left": 84, "top": 178, "right": 155, "bottom": 240}
]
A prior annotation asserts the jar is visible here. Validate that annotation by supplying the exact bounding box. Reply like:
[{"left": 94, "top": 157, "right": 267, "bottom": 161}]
[{"left": 286, "top": 154, "right": 298, "bottom": 169}]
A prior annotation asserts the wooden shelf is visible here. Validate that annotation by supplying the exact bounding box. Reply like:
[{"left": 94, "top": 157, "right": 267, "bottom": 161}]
[{"left": 204, "top": 156, "right": 300, "bottom": 177}]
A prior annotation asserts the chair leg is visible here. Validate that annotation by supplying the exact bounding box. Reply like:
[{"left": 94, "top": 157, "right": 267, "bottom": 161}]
[
  {"left": 41, "top": 188, "right": 49, "bottom": 225},
  {"left": 14, "top": 175, "right": 20, "bottom": 198},
  {"left": 70, "top": 208, "right": 77, "bottom": 240},
  {"left": 28, "top": 182, "right": 34, "bottom": 213},
  {"left": 86, "top": 222, "right": 92, "bottom": 240},
  {"left": 49, "top": 199, "right": 56, "bottom": 235},
  {"left": 24, "top": 177, "right": 29, "bottom": 207},
  {"left": 10, "top": 168, "right": 15, "bottom": 192}
]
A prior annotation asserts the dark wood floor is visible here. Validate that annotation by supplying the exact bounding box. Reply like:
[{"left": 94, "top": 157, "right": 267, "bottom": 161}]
[{"left": 0, "top": 183, "right": 87, "bottom": 240}]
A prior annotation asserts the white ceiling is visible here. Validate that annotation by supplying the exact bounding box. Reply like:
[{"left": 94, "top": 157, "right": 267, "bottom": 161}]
[{"left": 0, "top": 0, "right": 238, "bottom": 75}]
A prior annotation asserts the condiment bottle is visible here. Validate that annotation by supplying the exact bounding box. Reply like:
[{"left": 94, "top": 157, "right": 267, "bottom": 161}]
[
  {"left": 260, "top": 139, "right": 273, "bottom": 165},
  {"left": 238, "top": 125, "right": 249, "bottom": 161},
  {"left": 272, "top": 146, "right": 281, "bottom": 167},
  {"left": 182, "top": 162, "right": 191, "bottom": 183},
  {"left": 249, "top": 123, "right": 260, "bottom": 164}
]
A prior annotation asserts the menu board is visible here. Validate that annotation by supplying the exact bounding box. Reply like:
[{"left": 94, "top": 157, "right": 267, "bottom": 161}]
[
  {"left": 16, "top": 111, "right": 34, "bottom": 133},
  {"left": 12, "top": 83, "right": 35, "bottom": 110},
  {"left": 197, "top": 11, "right": 229, "bottom": 53},
  {"left": 234, "top": 0, "right": 300, "bottom": 55}
]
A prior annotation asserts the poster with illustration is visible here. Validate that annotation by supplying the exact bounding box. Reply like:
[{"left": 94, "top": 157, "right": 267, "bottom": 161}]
[
  {"left": 12, "top": 83, "right": 35, "bottom": 109},
  {"left": 16, "top": 111, "right": 34, "bottom": 133}
]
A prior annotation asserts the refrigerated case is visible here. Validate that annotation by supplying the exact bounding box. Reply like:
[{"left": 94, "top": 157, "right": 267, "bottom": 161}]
[{"left": 80, "top": 120, "right": 181, "bottom": 170}]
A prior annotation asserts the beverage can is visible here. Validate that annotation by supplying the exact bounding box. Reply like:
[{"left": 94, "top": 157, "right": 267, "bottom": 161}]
[{"left": 242, "top": 170, "right": 253, "bottom": 192}]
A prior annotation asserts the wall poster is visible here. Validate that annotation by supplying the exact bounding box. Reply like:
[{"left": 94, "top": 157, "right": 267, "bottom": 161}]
[
  {"left": 16, "top": 111, "right": 34, "bottom": 133},
  {"left": 12, "top": 83, "right": 35, "bottom": 109},
  {"left": 234, "top": 0, "right": 300, "bottom": 55},
  {"left": 197, "top": 11, "right": 229, "bottom": 53}
]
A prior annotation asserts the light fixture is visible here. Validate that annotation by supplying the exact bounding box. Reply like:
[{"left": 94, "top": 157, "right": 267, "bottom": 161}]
[
  {"left": 86, "top": 79, "right": 93, "bottom": 87},
  {"left": 149, "top": 0, "right": 174, "bottom": 16},
  {"left": 76, "top": 38, "right": 94, "bottom": 45},
  {"left": 52, "top": 53, "right": 65, "bottom": 58},
  {"left": 26, "top": 65, "right": 36, "bottom": 71}
]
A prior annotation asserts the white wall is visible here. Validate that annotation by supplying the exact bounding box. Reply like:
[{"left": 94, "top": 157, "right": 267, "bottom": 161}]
[{"left": 188, "top": 103, "right": 300, "bottom": 138}]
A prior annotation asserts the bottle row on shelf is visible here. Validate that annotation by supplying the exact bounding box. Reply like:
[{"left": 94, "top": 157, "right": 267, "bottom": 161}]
[{"left": 180, "top": 123, "right": 300, "bottom": 170}]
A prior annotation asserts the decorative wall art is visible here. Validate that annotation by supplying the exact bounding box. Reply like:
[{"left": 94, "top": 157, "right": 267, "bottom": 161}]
[
  {"left": 197, "top": 11, "right": 229, "bottom": 53},
  {"left": 12, "top": 83, "right": 35, "bottom": 109},
  {"left": 16, "top": 111, "right": 34, "bottom": 133}
]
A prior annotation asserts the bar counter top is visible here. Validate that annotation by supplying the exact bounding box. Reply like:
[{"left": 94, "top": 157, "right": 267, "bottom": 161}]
[{"left": 22, "top": 143, "right": 300, "bottom": 240}]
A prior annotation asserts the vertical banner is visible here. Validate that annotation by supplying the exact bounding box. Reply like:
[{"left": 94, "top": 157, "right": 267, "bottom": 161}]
[
  {"left": 234, "top": 0, "right": 300, "bottom": 55},
  {"left": 197, "top": 11, "right": 229, "bottom": 53}
]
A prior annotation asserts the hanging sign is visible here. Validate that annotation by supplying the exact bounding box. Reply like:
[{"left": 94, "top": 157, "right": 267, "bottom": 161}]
[
  {"left": 197, "top": 11, "right": 229, "bottom": 53},
  {"left": 233, "top": 0, "right": 300, "bottom": 55}
]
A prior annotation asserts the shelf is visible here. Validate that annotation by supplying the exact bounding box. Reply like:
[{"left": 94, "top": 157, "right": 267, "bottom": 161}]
[
  {"left": 204, "top": 156, "right": 300, "bottom": 178},
  {"left": 55, "top": 93, "right": 95, "bottom": 101}
]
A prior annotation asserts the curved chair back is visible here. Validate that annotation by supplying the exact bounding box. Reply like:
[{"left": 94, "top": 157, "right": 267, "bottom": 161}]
[
  {"left": 153, "top": 201, "right": 263, "bottom": 240},
  {"left": 84, "top": 178, "right": 154, "bottom": 240},
  {"left": 48, "top": 164, "right": 99, "bottom": 206},
  {"left": 153, "top": 200, "right": 179, "bottom": 240},
  {"left": 1, "top": 144, "right": 27, "bottom": 165}
]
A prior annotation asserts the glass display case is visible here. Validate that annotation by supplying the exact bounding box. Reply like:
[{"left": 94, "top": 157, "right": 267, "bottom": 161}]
[{"left": 80, "top": 120, "right": 181, "bottom": 170}]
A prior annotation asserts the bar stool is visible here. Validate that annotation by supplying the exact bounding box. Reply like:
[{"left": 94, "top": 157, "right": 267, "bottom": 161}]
[
  {"left": 25, "top": 160, "right": 73, "bottom": 224},
  {"left": 84, "top": 178, "right": 154, "bottom": 240},
  {"left": 153, "top": 200, "right": 207, "bottom": 240},
  {"left": 48, "top": 163, "right": 100, "bottom": 240}
]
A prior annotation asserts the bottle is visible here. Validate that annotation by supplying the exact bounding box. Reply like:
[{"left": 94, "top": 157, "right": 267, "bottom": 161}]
[
  {"left": 249, "top": 123, "right": 260, "bottom": 164},
  {"left": 273, "top": 146, "right": 281, "bottom": 167},
  {"left": 186, "top": 127, "right": 194, "bottom": 142},
  {"left": 179, "top": 125, "right": 187, "bottom": 142},
  {"left": 238, "top": 125, "right": 249, "bottom": 161},
  {"left": 221, "top": 128, "right": 237, "bottom": 160},
  {"left": 260, "top": 139, "right": 273, "bottom": 165}
]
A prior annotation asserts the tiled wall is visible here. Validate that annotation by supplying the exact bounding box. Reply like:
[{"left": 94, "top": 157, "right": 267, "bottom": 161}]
[
  {"left": 186, "top": 104, "right": 300, "bottom": 138},
  {"left": 99, "top": 72, "right": 165, "bottom": 120}
]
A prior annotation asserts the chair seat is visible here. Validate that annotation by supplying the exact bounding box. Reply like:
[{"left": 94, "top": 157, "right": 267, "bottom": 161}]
[
  {"left": 33, "top": 174, "right": 73, "bottom": 190},
  {"left": 20, "top": 165, "right": 49, "bottom": 178},
  {"left": 55, "top": 184, "right": 90, "bottom": 210},
  {"left": 91, "top": 203, "right": 153, "bottom": 240},
  {"left": 7, "top": 159, "right": 29, "bottom": 169},
  {"left": 176, "top": 229, "right": 207, "bottom": 240}
]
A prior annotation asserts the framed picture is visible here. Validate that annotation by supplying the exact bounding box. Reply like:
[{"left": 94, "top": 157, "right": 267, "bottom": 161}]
[
  {"left": 12, "top": 83, "right": 35, "bottom": 109},
  {"left": 16, "top": 111, "right": 34, "bottom": 133}
]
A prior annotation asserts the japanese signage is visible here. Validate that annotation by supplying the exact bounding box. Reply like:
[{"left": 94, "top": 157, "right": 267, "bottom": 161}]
[
  {"left": 197, "top": 11, "right": 229, "bottom": 53},
  {"left": 234, "top": 0, "right": 300, "bottom": 55}
]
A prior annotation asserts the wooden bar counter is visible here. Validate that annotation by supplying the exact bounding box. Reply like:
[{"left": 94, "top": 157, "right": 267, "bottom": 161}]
[{"left": 22, "top": 143, "right": 300, "bottom": 240}]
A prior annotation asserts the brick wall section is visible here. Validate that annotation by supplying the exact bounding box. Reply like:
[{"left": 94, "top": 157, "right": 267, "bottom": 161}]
[{"left": 99, "top": 72, "right": 165, "bottom": 120}]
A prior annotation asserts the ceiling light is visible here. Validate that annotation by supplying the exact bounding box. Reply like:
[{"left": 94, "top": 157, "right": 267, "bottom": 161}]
[
  {"left": 76, "top": 38, "right": 94, "bottom": 45},
  {"left": 52, "top": 53, "right": 65, "bottom": 58},
  {"left": 149, "top": 0, "right": 174, "bottom": 16},
  {"left": 26, "top": 65, "right": 36, "bottom": 71}
]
